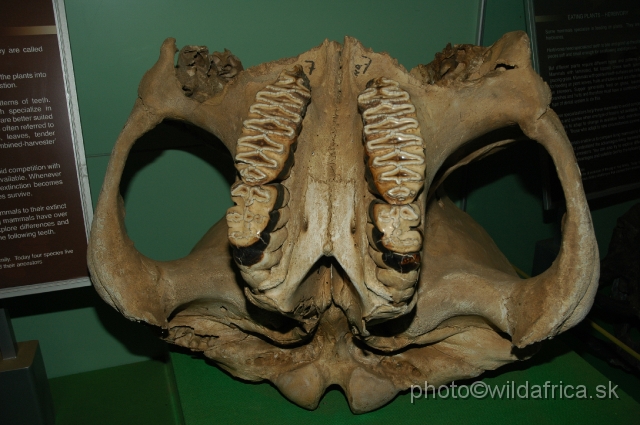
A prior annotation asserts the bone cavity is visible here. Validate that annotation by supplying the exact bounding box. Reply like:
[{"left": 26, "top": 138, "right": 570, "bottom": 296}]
[{"left": 358, "top": 78, "right": 426, "bottom": 204}]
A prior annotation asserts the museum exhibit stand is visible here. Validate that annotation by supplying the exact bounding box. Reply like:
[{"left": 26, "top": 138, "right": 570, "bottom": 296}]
[{"left": 5, "top": 333, "right": 638, "bottom": 424}]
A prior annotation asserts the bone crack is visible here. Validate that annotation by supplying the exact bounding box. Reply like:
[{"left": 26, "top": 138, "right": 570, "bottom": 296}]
[
  {"left": 212, "top": 48, "right": 244, "bottom": 81},
  {"left": 358, "top": 77, "right": 426, "bottom": 205},
  {"left": 176, "top": 45, "right": 232, "bottom": 101},
  {"left": 235, "top": 66, "right": 311, "bottom": 185}
]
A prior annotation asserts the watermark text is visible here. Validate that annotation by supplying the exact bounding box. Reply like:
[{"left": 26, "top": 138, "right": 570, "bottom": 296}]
[{"left": 410, "top": 380, "right": 619, "bottom": 403}]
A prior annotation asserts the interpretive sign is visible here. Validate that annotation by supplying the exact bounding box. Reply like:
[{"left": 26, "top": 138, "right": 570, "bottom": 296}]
[
  {"left": 0, "top": 0, "right": 92, "bottom": 297},
  {"left": 525, "top": 0, "right": 640, "bottom": 207}
]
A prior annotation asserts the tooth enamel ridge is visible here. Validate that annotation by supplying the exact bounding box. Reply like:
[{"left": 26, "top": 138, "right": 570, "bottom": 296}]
[
  {"left": 371, "top": 203, "right": 422, "bottom": 253},
  {"left": 228, "top": 66, "right": 309, "bottom": 280},
  {"left": 235, "top": 66, "right": 311, "bottom": 185},
  {"left": 359, "top": 78, "right": 426, "bottom": 300},
  {"left": 358, "top": 77, "right": 426, "bottom": 205},
  {"left": 226, "top": 182, "right": 280, "bottom": 248}
]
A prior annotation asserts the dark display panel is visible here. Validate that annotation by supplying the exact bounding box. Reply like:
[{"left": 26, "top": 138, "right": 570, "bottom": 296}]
[
  {"left": 0, "top": 0, "right": 91, "bottom": 296},
  {"left": 526, "top": 0, "right": 640, "bottom": 207}
]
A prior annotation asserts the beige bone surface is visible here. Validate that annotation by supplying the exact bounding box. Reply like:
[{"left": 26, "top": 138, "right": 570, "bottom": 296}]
[{"left": 88, "top": 31, "right": 599, "bottom": 413}]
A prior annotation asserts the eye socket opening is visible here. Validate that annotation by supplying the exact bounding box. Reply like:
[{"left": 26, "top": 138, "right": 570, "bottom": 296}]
[
  {"left": 119, "top": 119, "right": 236, "bottom": 261},
  {"left": 438, "top": 125, "right": 566, "bottom": 277}
]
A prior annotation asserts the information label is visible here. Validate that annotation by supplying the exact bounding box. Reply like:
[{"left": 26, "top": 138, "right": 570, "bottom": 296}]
[
  {"left": 0, "top": 0, "right": 92, "bottom": 297},
  {"left": 526, "top": 0, "right": 640, "bottom": 204}
]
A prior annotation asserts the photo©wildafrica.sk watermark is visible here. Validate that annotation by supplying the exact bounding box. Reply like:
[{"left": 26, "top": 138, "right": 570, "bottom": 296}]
[{"left": 410, "top": 380, "right": 620, "bottom": 403}]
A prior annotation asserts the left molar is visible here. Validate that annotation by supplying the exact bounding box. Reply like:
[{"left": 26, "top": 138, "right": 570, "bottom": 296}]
[
  {"left": 226, "top": 182, "right": 289, "bottom": 270},
  {"left": 235, "top": 66, "right": 311, "bottom": 185}
]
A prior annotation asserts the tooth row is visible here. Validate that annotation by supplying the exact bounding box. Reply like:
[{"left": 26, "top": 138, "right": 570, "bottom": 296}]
[
  {"left": 366, "top": 203, "right": 422, "bottom": 303},
  {"left": 359, "top": 78, "right": 425, "bottom": 303},
  {"left": 357, "top": 77, "right": 426, "bottom": 205},
  {"left": 235, "top": 66, "right": 311, "bottom": 186},
  {"left": 228, "top": 66, "right": 310, "bottom": 286}
]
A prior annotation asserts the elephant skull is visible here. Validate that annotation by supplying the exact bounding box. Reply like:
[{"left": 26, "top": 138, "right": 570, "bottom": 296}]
[{"left": 88, "top": 31, "right": 599, "bottom": 413}]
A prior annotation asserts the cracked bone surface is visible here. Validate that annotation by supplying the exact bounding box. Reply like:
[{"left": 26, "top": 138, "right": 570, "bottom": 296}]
[{"left": 88, "top": 32, "right": 599, "bottom": 413}]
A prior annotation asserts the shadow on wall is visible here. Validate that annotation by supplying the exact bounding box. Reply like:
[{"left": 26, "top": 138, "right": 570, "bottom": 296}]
[
  {"left": 444, "top": 131, "right": 546, "bottom": 209},
  {"left": 0, "top": 286, "right": 167, "bottom": 361}
]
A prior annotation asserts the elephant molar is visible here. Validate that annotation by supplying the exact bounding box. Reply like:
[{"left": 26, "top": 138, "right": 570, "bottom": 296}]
[
  {"left": 368, "top": 244, "right": 421, "bottom": 274},
  {"left": 227, "top": 179, "right": 290, "bottom": 276},
  {"left": 212, "top": 48, "right": 243, "bottom": 81},
  {"left": 358, "top": 79, "right": 425, "bottom": 307},
  {"left": 226, "top": 182, "right": 289, "bottom": 248},
  {"left": 235, "top": 66, "right": 311, "bottom": 185},
  {"left": 357, "top": 77, "right": 426, "bottom": 205},
  {"left": 233, "top": 226, "right": 287, "bottom": 271},
  {"left": 365, "top": 200, "right": 422, "bottom": 302},
  {"left": 370, "top": 202, "right": 422, "bottom": 253},
  {"left": 376, "top": 268, "right": 419, "bottom": 303}
]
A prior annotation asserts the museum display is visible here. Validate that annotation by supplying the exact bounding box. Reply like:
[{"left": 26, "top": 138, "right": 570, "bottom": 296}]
[
  {"left": 87, "top": 31, "right": 599, "bottom": 413},
  {"left": 0, "top": 0, "right": 93, "bottom": 298}
]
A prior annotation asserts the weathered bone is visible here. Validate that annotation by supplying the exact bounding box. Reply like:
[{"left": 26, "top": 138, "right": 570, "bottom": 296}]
[
  {"left": 88, "top": 32, "right": 599, "bottom": 413},
  {"left": 176, "top": 45, "right": 225, "bottom": 101},
  {"left": 212, "top": 48, "right": 243, "bottom": 81}
]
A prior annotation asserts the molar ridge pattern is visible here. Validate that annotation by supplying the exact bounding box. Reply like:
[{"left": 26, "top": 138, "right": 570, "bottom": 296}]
[
  {"left": 228, "top": 66, "right": 310, "bottom": 288},
  {"left": 235, "top": 66, "right": 311, "bottom": 185},
  {"left": 358, "top": 77, "right": 426, "bottom": 305},
  {"left": 358, "top": 77, "right": 426, "bottom": 205}
]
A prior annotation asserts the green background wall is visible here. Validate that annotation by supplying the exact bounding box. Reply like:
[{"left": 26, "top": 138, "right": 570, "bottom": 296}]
[{"left": 2, "top": 0, "right": 638, "bottom": 379}]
